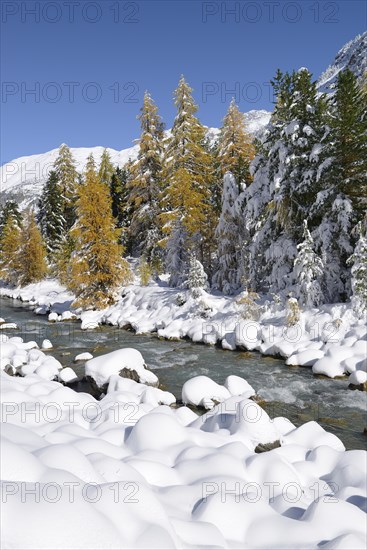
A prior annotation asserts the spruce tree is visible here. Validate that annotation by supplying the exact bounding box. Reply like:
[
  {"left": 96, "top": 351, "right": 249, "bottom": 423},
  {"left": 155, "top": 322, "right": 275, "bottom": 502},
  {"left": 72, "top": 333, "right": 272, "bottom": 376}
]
[
  {"left": 98, "top": 148, "right": 115, "bottom": 185},
  {"left": 110, "top": 166, "right": 133, "bottom": 249},
  {"left": 217, "top": 98, "right": 255, "bottom": 186},
  {"left": 348, "top": 222, "right": 367, "bottom": 317},
  {"left": 186, "top": 252, "right": 208, "bottom": 298},
  {"left": 69, "top": 156, "right": 132, "bottom": 309},
  {"left": 314, "top": 69, "right": 367, "bottom": 301},
  {"left": 54, "top": 143, "right": 78, "bottom": 230},
  {"left": 293, "top": 220, "right": 324, "bottom": 307},
  {"left": 128, "top": 92, "right": 164, "bottom": 262},
  {"left": 165, "top": 218, "right": 190, "bottom": 288},
  {"left": 19, "top": 211, "right": 48, "bottom": 285},
  {"left": 213, "top": 172, "right": 242, "bottom": 294},
  {"left": 38, "top": 170, "right": 66, "bottom": 256}
]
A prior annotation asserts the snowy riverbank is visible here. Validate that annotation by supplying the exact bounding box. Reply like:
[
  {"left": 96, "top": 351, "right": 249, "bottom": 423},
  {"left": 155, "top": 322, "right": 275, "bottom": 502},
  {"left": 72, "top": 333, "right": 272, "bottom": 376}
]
[
  {"left": 1, "top": 331, "right": 367, "bottom": 549},
  {"left": 1, "top": 278, "right": 366, "bottom": 386}
]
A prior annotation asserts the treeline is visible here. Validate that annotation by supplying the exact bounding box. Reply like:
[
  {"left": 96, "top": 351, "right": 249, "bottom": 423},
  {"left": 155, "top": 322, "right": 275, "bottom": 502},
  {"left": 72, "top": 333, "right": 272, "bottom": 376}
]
[{"left": 0, "top": 71, "right": 366, "bottom": 314}]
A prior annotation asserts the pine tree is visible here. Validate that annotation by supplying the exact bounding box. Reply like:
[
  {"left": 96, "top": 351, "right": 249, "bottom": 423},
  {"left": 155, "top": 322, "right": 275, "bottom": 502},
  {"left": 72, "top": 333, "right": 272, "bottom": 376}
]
[
  {"left": 217, "top": 98, "right": 255, "bottom": 186},
  {"left": 186, "top": 252, "right": 208, "bottom": 298},
  {"left": 19, "top": 211, "right": 48, "bottom": 285},
  {"left": 212, "top": 172, "right": 242, "bottom": 294},
  {"left": 0, "top": 200, "right": 22, "bottom": 238},
  {"left": 128, "top": 92, "right": 164, "bottom": 262},
  {"left": 161, "top": 76, "right": 215, "bottom": 278},
  {"left": 348, "top": 222, "right": 367, "bottom": 317},
  {"left": 54, "top": 143, "right": 78, "bottom": 230},
  {"left": 293, "top": 220, "right": 324, "bottom": 307},
  {"left": 98, "top": 148, "right": 115, "bottom": 185},
  {"left": 0, "top": 216, "right": 23, "bottom": 285},
  {"left": 69, "top": 156, "right": 132, "bottom": 309},
  {"left": 38, "top": 170, "right": 66, "bottom": 256}
]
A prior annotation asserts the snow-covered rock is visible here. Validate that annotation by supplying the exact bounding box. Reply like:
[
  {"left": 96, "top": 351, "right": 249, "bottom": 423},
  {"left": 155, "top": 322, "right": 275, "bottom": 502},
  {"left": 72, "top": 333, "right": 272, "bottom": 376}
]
[
  {"left": 85, "top": 348, "right": 158, "bottom": 388},
  {"left": 182, "top": 375, "right": 231, "bottom": 409},
  {"left": 58, "top": 367, "right": 79, "bottom": 384},
  {"left": 41, "top": 339, "right": 53, "bottom": 350},
  {"left": 74, "top": 352, "right": 93, "bottom": 362}
]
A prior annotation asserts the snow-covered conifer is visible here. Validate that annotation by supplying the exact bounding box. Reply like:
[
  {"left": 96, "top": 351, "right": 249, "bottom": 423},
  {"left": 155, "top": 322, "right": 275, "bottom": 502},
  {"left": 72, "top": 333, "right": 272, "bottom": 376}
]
[
  {"left": 348, "top": 222, "right": 367, "bottom": 317},
  {"left": 293, "top": 220, "right": 324, "bottom": 307}
]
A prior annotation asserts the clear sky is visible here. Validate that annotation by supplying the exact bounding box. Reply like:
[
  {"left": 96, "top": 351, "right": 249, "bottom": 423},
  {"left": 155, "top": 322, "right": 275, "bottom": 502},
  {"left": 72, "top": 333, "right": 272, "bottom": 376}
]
[{"left": 1, "top": 0, "right": 366, "bottom": 163}]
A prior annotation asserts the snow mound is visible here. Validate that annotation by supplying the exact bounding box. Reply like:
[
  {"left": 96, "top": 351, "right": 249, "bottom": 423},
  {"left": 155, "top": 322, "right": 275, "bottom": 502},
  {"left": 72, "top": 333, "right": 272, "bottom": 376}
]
[{"left": 85, "top": 348, "right": 158, "bottom": 388}]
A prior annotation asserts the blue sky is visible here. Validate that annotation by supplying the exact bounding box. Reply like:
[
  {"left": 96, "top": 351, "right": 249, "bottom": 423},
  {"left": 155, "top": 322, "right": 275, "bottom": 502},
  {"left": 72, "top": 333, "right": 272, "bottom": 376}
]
[{"left": 1, "top": 0, "right": 366, "bottom": 163}]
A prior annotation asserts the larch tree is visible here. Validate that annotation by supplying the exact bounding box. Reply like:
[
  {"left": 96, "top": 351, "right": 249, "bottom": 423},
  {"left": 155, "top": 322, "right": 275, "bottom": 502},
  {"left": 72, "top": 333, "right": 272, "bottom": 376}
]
[
  {"left": 217, "top": 98, "right": 255, "bottom": 186},
  {"left": 293, "top": 220, "right": 324, "bottom": 307},
  {"left": 161, "top": 76, "right": 215, "bottom": 280},
  {"left": 128, "top": 91, "right": 165, "bottom": 263},
  {"left": 68, "top": 155, "right": 132, "bottom": 309},
  {"left": 98, "top": 148, "right": 115, "bottom": 185},
  {"left": 0, "top": 215, "right": 23, "bottom": 285},
  {"left": 19, "top": 211, "right": 48, "bottom": 285},
  {"left": 0, "top": 201, "right": 22, "bottom": 239}
]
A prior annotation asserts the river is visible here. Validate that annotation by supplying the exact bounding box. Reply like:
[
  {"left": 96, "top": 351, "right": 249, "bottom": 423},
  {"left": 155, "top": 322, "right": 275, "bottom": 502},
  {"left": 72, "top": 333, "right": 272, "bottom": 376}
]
[{"left": 1, "top": 296, "right": 366, "bottom": 450}]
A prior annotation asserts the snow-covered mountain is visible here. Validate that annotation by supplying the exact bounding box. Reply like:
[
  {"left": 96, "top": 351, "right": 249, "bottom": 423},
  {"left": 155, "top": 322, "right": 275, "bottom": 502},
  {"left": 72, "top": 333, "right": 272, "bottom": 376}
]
[
  {"left": 0, "top": 145, "right": 139, "bottom": 210},
  {"left": 0, "top": 110, "right": 271, "bottom": 209},
  {"left": 317, "top": 31, "right": 367, "bottom": 94}
]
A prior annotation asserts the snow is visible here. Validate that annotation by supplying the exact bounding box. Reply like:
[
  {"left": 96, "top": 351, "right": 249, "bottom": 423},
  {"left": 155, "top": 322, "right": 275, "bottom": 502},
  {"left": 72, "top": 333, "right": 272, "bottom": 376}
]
[
  {"left": 0, "top": 332, "right": 366, "bottom": 549},
  {"left": 1, "top": 279, "right": 366, "bottom": 383},
  {"left": 58, "top": 367, "right": 79, "bottom": 384},
  {"left": 74, "top": 352, "right": 94, "bottom": 362},
  {"left": 182, "top": 375, "right": 231, "bottom": 409},
  {"left": 85, "top": 348, "right": 159, "bottom": 388},
  {"left": 41, "top": 339, "right": 53, "bottom": 350}
]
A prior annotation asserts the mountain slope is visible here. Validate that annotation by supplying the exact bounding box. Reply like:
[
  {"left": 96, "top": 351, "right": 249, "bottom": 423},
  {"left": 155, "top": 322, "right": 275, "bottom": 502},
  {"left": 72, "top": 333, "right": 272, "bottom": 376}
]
[
  {"left": 0, "top": 110, "right": 271, "bottom": 209},
  {"left": 317, "top": 31, "right": 367, "bottom": 94}
]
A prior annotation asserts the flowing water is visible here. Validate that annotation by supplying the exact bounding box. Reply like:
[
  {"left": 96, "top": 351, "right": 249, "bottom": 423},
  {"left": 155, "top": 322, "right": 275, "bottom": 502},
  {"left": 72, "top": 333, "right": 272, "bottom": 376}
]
[{"left": 1, "top": 296, "right": 366, "bottom": 450}]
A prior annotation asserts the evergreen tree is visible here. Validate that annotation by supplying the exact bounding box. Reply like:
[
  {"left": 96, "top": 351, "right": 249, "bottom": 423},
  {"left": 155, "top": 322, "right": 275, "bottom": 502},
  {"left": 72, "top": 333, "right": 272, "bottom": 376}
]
[
  {"left": 98, "top": 148, "right": 115, "bottom": 185},
  {"left": 38, "top": 170, "right": 66, "bottom": 255},
  {"left": 293, "top": 220, "right": 324, "bottom": 307},
  {"left": 0, "top": 200, "right": 22, "bottom": 238},
  {"left": 242, "top": 69, "right": 327, "bottom": 294},
  {"left": 54, "top": 143, "right": 78, "bottom": 230},
  {"left": 0, "top": 216, "right": 23, "bottom": 285},
  {"left": 161, "top": 76, "right": 215, "bottom": 278},
  {"left": 69, "top": 156, "right": 132, "bottom": 309},
  {"left": 212, "top": 172, "right": 242, "bottom": 294},
  {"left": 217, "top": 98, "right": 255, "bottom": 186},
  {"left": 110, "top": 166, "right": 133, "bottom": 249},
  {"left": 313, "top": 69, "right": 367, "bottom": 300},
  {"left": 128, "top": 92, "right": 164, "bottom": 262},
  {"left": 165, "top": 218, "right": 190, "bottom": 288},
  {"left": 186, "top": 252, "right": 208, "bottom": 298},
  {"left": 348, "top": 221, "right": 367, "bottom": 317},
  {"left": 19, "top": 211, "right": 48, "bottom": 285}
]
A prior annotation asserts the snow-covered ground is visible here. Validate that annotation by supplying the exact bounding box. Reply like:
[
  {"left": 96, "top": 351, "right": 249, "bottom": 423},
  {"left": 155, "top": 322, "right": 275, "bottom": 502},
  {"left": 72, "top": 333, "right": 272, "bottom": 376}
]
[
  {"left": 1, "top": 278, "right": 366, "bottom": 387},
  {"left": 1, "top": 331, "right": 366, "bottom": 549}
]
